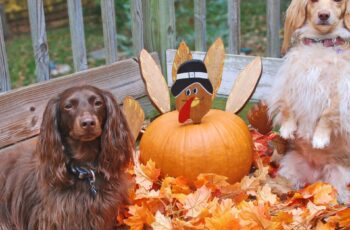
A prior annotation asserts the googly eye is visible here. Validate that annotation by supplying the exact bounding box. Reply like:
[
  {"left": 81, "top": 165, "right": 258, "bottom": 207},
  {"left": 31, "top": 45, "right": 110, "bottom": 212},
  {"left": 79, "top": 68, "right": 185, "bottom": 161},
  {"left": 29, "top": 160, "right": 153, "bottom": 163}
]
[
  {"left": 193, "top": 88, "right": 198, "bottom": 94},
  {"left": 185, "top": 88, "right": 191, "bottom": 96}
]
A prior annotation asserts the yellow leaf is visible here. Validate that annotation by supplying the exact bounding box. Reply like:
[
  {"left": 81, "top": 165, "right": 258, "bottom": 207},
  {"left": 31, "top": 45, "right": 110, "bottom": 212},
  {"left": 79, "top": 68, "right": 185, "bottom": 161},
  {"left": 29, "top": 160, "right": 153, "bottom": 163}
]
[
  {"left": 195, "top": 173, "right": 230, "bottom": 192},
  {"left": 237, "top": 201, "right": 272, "bottom": 229},
  {"left": 327, "top": 208, "right": 350, "bottom": 228},
  {"left": 271, "top": 211, "right": 294, "bottom": 230},
  {"left": 300, "top": 182, "right": 338, "bottom": 205},
  {"left": 256, "top": 184, "right": 278, "bottom": 205},
  {"left": 205, "top": 210, "right": 241, "bottom": 230},
  {"left": 182, "top": 186, "right": 212, "bottom": 218},
  {"left": 134, "top": 159, "right": 160, "bottom": 190},
  {"left": 315, "top": 221, "right": 336, "bottom": 230},
  {"left": 125, "top": 204, "right": 155, "bottom": 230},
  {"left": 151, "top": 211, "right": 173, "bottom": 230},
  {"left": 134, "top": 187, "right": 161, "bottom": 200}
]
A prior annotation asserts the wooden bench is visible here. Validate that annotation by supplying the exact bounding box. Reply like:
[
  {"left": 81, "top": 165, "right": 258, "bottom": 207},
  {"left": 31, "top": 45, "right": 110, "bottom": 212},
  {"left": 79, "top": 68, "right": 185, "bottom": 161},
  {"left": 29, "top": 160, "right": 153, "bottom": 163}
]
[{"left": 0, "top": 51, "right": 282, "bottom": 156}]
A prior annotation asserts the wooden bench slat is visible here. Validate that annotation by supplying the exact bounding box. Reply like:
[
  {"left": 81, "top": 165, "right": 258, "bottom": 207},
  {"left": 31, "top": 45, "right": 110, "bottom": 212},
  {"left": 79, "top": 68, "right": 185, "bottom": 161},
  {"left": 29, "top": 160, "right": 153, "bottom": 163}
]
[
  {"left": 0, "top": 54, "right": 160, "bottom": 149},
  {"left": 68, "top": 0, "right": 88, "bottom": 71},
  {"left": 166, "top": 49, "right": 283, "bottom": 100},
  {"left": 28, "top": 0, "right": 50, "bottom": 82},
  {"left": 0, "top": 14, "right": 10, "bottom": 92},
  {"left": 101, "top": 0, "right": 118, "bottom": 64}
]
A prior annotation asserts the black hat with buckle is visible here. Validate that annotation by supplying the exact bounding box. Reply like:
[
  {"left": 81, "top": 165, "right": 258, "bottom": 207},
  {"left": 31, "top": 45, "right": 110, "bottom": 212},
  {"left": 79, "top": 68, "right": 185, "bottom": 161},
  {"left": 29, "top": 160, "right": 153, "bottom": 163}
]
[{"left": 171, "top": 60, "right": 213, "bottom": 97}]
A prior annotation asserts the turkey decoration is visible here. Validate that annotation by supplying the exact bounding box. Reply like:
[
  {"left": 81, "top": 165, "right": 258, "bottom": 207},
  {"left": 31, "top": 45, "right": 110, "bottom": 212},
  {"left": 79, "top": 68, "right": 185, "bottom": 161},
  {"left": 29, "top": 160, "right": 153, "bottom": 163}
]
[
  {"left": 171, "top": 59, "right": 213, "bottom": 124},
  {"left": 139, "top": 38, "right": 262, "bottom": 183}
]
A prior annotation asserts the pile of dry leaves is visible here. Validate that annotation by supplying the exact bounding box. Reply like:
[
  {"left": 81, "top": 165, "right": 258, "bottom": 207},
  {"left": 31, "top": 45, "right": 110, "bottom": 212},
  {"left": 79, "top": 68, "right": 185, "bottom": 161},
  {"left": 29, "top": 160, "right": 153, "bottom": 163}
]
[{"left": 118, "top": 130, "right": 350, "bottom": 230}]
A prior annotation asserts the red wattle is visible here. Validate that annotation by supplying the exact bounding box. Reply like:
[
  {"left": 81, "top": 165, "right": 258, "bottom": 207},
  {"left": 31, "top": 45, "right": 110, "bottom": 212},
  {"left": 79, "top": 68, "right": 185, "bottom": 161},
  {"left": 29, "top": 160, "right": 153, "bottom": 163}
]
[{"left": 179, "top": 97, "right": 194, "bottom": 123}]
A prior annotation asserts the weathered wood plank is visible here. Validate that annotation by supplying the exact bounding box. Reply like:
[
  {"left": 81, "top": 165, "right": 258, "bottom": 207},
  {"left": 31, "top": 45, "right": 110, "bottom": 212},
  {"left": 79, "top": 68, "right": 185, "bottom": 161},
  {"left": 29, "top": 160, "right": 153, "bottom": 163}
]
[
  {"left": 131, "top": 0, "right": 144, "bottom": 56},
  {"left": 0, "top": 137, "right": 37, "bottom": 156},
  {"left": 0, "top": 54, "right": 160, "bottom": 149},
  {"left": 267, "top": 0, "right": 281, "bottom": 57},
  {"left": 227, "top": 0, "right": 240, "bottom": 54},
  {"left": 101, "top": 0, "right": 118, "bottom": 64},
  {"left": 166, "top": 49, "right": 283, "bottom": 100},
  {"left": 159, "top": 0, "right": 176, "bottom": 73},
  {"left": 0, "top": 14, "right": 10, "bottom": 92},
  {"left": 67, "top": 0, "right": 88, "bottom": 71},
  {"left": 28, "top": 0, "right": 50, "bottom": 82},
  {"left": 142, "top": 0, "right": 159, "bottom": 53},
  {"left": 194, "top": 0, "right": 206, "bottom": 51}
]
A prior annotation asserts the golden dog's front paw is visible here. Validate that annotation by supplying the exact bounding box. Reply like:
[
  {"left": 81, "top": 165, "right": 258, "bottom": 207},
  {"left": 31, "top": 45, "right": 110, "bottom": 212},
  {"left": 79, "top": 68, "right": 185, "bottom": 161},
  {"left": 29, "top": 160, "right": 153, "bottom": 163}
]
[
  {"left": 280, "top": 119, "right": 297, "bottom": 139},
  {"left": 312, "top": 128, "right": 330, "bottom": 149}
]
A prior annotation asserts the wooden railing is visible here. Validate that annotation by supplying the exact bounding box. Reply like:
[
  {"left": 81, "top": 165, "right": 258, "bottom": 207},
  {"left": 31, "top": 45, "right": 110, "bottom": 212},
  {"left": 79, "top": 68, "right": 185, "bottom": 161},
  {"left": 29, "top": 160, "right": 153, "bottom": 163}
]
[{"left": 0, "top": 0, "right": 282, "bottom": 93}]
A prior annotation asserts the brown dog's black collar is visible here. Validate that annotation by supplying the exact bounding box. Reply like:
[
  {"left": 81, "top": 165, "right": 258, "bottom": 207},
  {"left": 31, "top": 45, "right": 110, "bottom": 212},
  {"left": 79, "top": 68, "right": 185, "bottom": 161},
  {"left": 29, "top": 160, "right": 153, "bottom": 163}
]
[{"left": 67, "top": 163, "right": 97, "bottom": 199}]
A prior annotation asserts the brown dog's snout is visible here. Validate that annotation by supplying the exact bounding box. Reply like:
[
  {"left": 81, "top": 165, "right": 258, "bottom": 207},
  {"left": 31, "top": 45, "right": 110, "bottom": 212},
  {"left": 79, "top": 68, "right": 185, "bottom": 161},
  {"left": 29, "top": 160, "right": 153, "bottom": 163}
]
[
  {"left": 80, "top": 116, "right": 96, "bottom": 129},
  {"left": 318, "top": 10, "right": 330, "bottom": 21}
]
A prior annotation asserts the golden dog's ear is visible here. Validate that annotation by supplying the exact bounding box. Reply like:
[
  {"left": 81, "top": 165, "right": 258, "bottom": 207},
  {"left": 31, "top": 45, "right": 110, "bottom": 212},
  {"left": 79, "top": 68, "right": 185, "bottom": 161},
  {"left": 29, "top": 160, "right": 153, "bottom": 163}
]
[
  {"left": 282, "top": 0, "right": 307, "bottom": 54},
  {"left": 344, "top": 0, "right": 350, "bottom": 30}
]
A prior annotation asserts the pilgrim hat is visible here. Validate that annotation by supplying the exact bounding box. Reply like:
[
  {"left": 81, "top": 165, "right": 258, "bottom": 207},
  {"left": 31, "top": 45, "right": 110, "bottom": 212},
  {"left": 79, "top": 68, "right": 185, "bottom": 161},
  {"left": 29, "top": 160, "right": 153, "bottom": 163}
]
[{"left": 171, "top": 60, "right": 213, "bottom": 97}]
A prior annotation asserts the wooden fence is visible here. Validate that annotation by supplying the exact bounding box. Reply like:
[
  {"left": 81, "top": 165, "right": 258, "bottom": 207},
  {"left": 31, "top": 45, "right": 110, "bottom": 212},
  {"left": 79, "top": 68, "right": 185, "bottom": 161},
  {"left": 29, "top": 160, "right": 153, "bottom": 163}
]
[
  {"left": 0, "top": 0, "right": 282, "bottom": 93},
  {"left": 0, "top": 0, "right": 283, "bottom": 153}
]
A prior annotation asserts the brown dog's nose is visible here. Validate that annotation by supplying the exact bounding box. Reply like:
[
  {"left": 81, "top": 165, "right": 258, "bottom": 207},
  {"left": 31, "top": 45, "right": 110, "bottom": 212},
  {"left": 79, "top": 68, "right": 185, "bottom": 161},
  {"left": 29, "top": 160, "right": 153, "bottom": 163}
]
[
  {"left": 318, "top": 11, "right": 330, "bottom": 21},
  {"left": 80, "top": 117, "right": 96, "bottom": 129}
]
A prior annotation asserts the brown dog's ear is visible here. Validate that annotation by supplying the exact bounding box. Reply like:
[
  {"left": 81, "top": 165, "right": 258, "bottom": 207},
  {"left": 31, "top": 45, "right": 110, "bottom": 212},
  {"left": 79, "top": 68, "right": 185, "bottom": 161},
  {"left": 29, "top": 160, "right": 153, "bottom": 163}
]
[
  {"left": 99, "top": 91, "right": 134, "bottom": 179},
  {"left": 282, "top": 0, "right": 307, "bottom": 54},
  {"left": 344, "top": 0, "right": 350, "bottom": 30},
  {"left": 36, "top": 97, "right": 70, "bottom": 186}
]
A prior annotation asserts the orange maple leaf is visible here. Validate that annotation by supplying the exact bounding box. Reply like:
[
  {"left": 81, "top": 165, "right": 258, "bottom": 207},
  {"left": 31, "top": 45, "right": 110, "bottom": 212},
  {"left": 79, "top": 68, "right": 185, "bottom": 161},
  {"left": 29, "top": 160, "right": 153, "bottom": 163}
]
[
  {"left": 134, "top": 159, "right": 161, "bottom": 190},
  {"left": 195, "top": 173, "right": 230, "bottom": 192},
  {"left": 124, "top": 204, "right": 155, "bottom": 230},
  {"left": 182, "top": 186, "right": 212, "bottom": 218},
  {"left": 297, "top": 182, "right": 338, "bottom": 206},
  {"left": 151, "top": 211, "right": 172, "bottom": 230},
  {"left": 327, "top": 208, "right": 350, "bottom": 229},
  {"left": 205, "top": 210, "right": 241, "bottom": 230}
]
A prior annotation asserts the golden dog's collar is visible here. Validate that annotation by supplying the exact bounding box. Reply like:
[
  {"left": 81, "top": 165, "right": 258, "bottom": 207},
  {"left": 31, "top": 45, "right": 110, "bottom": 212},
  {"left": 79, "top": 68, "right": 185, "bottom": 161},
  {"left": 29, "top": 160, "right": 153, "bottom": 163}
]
[{"left": 302, "top": 37, "right": 345, "bottom": 47}]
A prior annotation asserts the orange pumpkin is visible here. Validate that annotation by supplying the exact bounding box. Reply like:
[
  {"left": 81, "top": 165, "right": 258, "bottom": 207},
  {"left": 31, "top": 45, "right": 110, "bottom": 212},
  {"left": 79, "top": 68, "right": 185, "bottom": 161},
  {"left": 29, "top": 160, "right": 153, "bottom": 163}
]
[{"left": 139, "top": 109, "right": 253, "bottom": 183}]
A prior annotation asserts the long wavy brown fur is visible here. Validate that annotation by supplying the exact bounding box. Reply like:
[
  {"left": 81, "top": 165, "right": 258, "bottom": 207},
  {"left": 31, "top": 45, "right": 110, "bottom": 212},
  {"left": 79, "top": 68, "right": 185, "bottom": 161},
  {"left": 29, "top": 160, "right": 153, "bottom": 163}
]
[{"left": 0, "top": 85, "right": 134, "bottom": 230}]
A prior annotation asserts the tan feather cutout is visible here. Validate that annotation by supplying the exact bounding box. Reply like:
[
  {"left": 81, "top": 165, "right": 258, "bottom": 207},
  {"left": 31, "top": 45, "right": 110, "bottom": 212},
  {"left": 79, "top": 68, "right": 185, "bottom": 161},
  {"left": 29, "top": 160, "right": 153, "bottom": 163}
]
[
  {"left": 172, "top": 41, "right": 193, "bottom": 82},
  {"left": 123, "top": 96, "right": 145, "bottom": 141},
  {"left": 204, "top": 38, "right": 225, "bottom": 98},
  {"left": 139, "top": 49, "right": 171, "bottom": 113},
  {"left": 225, "top": 57, "right": 263, "bottom": 114}
]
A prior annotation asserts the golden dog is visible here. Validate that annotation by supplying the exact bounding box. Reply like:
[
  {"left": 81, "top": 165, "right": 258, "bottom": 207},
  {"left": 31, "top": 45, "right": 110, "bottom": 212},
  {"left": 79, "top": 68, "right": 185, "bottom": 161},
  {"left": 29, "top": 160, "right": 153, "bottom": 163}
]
[{"left": 268, "top": 0, "right": 350, "bottom": 202}]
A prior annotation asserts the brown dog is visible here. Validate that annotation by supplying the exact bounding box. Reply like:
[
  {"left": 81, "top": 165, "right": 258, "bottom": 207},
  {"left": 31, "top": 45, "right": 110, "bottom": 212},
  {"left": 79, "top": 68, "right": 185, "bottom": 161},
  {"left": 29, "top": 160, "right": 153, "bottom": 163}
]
[{"left": 0, "top": 85, "right": 134, "bottom": 229}]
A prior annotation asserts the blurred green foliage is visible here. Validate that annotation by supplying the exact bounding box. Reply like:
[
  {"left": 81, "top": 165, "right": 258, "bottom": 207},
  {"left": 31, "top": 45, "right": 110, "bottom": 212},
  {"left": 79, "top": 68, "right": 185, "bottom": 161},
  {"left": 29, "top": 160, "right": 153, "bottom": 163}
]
[{"left": 6, "top": 0, "right": 291, "bottom": 88}]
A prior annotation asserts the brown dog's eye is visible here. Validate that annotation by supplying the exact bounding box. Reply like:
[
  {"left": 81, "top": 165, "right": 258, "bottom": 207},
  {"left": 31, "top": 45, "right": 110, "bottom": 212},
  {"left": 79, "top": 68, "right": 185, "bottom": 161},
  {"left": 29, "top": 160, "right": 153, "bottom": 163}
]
[
  {"left": 64, "top": 103, "right": 73, "bottom": 110},
  {"left": 95, "top": 101, "right": 103, "bottom": 107}
]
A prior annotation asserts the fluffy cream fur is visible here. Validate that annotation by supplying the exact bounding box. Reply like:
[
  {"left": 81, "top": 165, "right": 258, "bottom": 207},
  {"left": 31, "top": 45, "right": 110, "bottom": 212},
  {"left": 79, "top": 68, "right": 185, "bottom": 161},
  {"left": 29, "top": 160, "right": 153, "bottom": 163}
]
[{"left": 267, "top": 0, "right": 350, "bottom": 202}]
